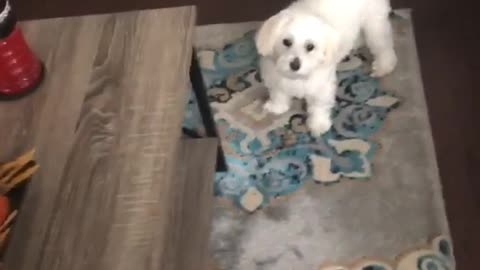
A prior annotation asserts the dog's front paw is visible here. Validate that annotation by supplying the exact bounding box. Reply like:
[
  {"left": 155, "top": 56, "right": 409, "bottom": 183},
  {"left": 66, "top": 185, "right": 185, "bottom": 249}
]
[
  {"left": 307, "top": 116, "right": 332, "bottom": 137},
  {"left": 263, "top": 100, "right": 289, "bottom": 115},
  {"left": 371, "top": 52, "right": 397, "bottom": 77}
]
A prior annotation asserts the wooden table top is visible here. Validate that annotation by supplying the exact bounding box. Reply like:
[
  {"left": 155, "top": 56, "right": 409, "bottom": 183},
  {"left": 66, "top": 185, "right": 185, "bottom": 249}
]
[{"left": 0, "top": 6, "right": 218, "bottom": 270}]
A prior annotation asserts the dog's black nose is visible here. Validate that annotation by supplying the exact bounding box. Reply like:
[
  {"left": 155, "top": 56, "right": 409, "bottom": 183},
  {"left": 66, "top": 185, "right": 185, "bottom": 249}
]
[{"left": 290, "top": 58, "right": 301, "bottom": 71}]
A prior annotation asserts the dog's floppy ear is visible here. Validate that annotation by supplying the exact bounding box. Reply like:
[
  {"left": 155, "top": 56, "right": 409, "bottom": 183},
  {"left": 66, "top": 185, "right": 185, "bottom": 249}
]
[{"left": 256, "top": 11, "right": 291, "bottom": 56}]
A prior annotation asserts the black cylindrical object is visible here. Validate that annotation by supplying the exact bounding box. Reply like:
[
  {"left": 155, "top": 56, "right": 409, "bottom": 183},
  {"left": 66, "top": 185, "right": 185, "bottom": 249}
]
[{"left": 0, "top": 0, "right": 16, "bottom": 39}]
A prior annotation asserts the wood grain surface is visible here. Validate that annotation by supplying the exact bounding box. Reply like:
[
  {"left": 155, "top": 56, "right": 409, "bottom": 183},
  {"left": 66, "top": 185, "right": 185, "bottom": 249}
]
[
  {"left": 162, "top": 139, "right": 218, "bottom": 270},
  {"left": 0, "top": 7, "right": 215, "bottom": 270}
]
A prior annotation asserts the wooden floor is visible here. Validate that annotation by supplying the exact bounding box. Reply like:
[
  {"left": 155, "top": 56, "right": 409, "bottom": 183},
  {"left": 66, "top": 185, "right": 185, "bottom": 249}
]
[
  {"left": 11, "top": 0, "right": 480, "bottom": 269},
  {"left": 0, "top": 6, "right": 217, "bottom": 270}
]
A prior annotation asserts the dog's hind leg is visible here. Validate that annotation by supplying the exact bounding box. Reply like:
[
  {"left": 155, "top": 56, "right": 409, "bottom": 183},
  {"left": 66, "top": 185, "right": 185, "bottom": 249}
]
[{"left": 363, "top": 11, "right": 397, "bottom": 77}]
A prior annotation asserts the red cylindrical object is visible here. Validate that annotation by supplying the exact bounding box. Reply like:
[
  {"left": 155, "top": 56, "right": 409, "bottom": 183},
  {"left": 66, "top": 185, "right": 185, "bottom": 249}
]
[{"left": 0, "top": 0, "right": 43, "bottom": 100}]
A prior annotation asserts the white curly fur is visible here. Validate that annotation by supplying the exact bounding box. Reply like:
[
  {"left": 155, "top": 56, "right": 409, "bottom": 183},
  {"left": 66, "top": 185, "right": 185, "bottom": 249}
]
[{"left": 256, "top": 0, "right": 397, "bottom": 136}]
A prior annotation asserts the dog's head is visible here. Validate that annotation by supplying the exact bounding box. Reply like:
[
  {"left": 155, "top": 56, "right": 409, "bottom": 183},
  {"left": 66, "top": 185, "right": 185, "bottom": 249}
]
[{"left": 256, "top": 11, "right": 339, "bottom": 78}]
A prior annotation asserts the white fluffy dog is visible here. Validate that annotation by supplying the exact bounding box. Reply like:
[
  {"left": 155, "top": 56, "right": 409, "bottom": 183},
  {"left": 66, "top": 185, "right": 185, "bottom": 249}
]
[{"left": 256, "top": 0, "right": 397, "bottom": 136}]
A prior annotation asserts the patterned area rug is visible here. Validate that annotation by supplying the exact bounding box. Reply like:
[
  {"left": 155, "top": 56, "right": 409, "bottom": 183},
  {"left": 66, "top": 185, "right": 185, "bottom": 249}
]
[
  {"left": 190, "top": 9, "right": 454, "bottom": 270},
  {"left": 185, "top": 31, "right": 400, "bottom": 213}
]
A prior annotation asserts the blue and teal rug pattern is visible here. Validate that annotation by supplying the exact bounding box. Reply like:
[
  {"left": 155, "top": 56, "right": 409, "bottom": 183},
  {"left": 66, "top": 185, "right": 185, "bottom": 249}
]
[{"left": 184, "top": 31, "right": 400, "bottom": 212}]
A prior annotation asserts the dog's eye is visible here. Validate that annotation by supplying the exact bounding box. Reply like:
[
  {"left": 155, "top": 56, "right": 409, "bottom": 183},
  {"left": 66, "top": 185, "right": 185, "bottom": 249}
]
[
  {"left": 306, "top": 43, "right": 315, "bottom": 52},
  {"left": 283, "top": 39, "right": 293, "bottom": 47}
]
